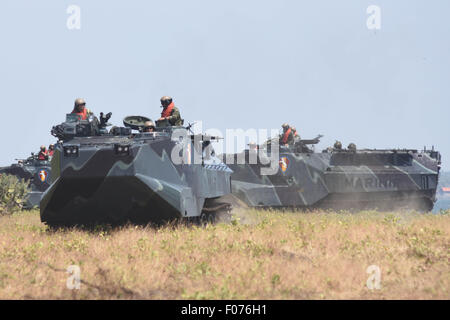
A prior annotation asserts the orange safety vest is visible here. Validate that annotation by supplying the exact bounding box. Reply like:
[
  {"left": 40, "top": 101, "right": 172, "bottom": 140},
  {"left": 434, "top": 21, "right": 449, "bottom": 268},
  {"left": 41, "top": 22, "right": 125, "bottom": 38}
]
[
  {"left": 282, "top": 128, "right": 292, "bottom": 144},
  {"left": 38, "top": 151, "right": 47, "bottom": 160},
  {"left": 48, "top": 149, "right": 54, "bottom": 157},
  {"left": 72, "top": 107, "right": 88, "bottom": 120},
  {"left": 161, "top": 102, "right": 175, "bottom": 118}
]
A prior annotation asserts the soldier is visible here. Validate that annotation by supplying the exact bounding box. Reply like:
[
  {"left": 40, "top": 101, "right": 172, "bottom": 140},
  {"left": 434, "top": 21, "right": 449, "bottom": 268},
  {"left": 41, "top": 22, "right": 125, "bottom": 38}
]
[
  {"left": 347, "top": 143, "right": 357, "bottom": 152},
  {"left": 333, "top": 141, "right": 342, "bottom": 151},
  {"left": 291, "top": 126, "right": 301, "bottom": 144},
  {"left": 71, "top": 98, "right": 93, "bottom": 120},
  {"left": 157, "top": 96, "right": 183, "bottom": 127},
  {"left": 48, "top": 144, "right": 55, "bottom": 157},
  {"left": 38, "top": 145, "right": 48, "bottom": 161},
  {"left": 143, "top": 120, "right": 156, "bottom": 133},
  {"left": 279, "top": 123, "right": 294, "bottom": 146}
]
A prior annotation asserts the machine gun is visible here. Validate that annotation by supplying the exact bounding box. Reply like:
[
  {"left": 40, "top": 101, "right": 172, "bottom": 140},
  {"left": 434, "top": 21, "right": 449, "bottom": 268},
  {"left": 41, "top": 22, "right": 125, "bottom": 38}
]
[
  {"left": 260, "top": 134, "right": 324, "bottom": 153},
  {"left": 14, "top": 158, "right": 30, "bottom": 165},
  {"left": 297, "top": 134, "right": 323, "bottom": 145},
  {"left": 292, "top": 134, "right": 323, "bottom": 153},
  {"left": 99, "top": 112, "right": 112, "bottom": 129}
]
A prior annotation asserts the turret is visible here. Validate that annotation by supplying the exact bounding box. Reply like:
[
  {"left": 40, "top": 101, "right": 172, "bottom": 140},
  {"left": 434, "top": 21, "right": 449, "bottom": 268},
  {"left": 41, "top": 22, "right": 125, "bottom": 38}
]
[{"left": 51, "top": 112, "right": 113, "bottom": 141}]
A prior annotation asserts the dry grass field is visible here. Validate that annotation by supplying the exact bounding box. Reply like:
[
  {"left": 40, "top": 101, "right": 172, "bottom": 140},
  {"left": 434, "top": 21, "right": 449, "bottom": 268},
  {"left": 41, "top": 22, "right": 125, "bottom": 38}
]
[{"left": 0, "top": 209, "right": 448, "bottom": 299}]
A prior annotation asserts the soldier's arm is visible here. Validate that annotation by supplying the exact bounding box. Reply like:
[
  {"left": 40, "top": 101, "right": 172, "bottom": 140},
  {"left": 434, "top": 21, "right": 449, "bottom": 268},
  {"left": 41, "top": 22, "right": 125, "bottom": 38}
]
[
  {"left": 289, "top": 132, "right": 295, "bottom": 142},
  {"left": 167, "top": 107, "right": 181, "bottom": 122}
]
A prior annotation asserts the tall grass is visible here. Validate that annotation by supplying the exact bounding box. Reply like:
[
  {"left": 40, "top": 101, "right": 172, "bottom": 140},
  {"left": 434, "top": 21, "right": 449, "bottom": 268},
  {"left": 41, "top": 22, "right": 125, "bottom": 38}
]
[{"left": 0, "top": 209, "right": 448, "bottom": 299}]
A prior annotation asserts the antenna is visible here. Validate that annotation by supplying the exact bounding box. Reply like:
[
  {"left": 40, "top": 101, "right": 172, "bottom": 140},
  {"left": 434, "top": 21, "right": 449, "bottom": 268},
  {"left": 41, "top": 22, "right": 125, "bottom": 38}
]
[{"left": 185, "top": 122, "right": 197, "bottom": 134}]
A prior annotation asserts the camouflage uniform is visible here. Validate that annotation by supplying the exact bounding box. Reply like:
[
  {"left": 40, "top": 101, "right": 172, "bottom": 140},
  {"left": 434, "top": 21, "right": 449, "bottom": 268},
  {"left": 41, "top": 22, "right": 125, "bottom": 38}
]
[
  {"left": 279, "top": 128, "right": 294, "bottom": 146},
  {"left": 292, "top": 127, "right": 301, "bottom": 145},
  {"left": 164, "top": 105, "right": 183, "bottom": 126},
  {"left": 157, "top": 96, "right": 184, "bottom": 127}
]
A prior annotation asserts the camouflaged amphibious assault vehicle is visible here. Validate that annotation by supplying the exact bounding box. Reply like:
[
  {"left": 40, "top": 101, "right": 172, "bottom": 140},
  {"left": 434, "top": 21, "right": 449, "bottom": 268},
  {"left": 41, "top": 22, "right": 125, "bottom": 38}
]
[
  {"left": 0, "top": 155, "right": 52, "bottom": 208},
  {"left": 225, "top": 136, "right": 441, "bottom": 211},
  {"left": 40, "top": 113, "right": 232, "bottom": 226}
]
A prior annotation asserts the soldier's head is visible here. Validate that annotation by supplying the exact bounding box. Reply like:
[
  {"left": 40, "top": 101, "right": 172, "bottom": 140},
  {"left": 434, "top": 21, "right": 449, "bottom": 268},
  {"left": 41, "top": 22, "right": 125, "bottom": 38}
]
[
  {"left": 334, "top": 141, "right": 342, "bottom": 150},
  {"left": 40, "top": 145, "right": 46, "bottom": 152},
  {"left": 143, "top": 121, "right": 155, "bottom": 133},
  {"left": 347, "top": 143, "right": 356, "bottom": 151},
  {"left": 74, "top": 98, "right": 86, "bottom": 112},
  {"left": 281, "top": 123, "right": 290, "bottom": 132},
  {"left": 49, "top": 144, "right": 55, "bottom": 150},
  {"left": 160, "top": 96, "right": 173, "bottom": 108}
]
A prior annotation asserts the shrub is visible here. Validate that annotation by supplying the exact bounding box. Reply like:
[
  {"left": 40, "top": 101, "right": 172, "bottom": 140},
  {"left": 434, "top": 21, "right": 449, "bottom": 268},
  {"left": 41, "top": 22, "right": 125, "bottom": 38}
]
[{"left": 0, "top": 174, "right": 30, "bottom": 214}]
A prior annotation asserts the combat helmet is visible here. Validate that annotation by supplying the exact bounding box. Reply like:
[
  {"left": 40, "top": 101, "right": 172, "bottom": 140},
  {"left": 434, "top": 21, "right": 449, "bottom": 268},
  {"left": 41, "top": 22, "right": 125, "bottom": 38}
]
[
  {"left": 74, "top": 98, "right": 86, "bottom": 107},
  {"left": 334, "top": 141, "right": 342, "bottom": 150},
  {"left": 160, "top": 96, "right": 173, "bottom": 107},
  {"left": 143, "top": 120, "right": 155, "bottom": 132},
  {"left": 347, "top": 143, "right": 357, "bottom": 151}
]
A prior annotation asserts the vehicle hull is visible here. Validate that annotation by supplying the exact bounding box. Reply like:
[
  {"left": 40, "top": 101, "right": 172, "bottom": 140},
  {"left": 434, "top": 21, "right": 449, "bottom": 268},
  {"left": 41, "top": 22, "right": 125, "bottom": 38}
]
[
  {"left": 40, "top": 132, "right": 232, "bottom": 226},
  {"left": 226, "top": 149, "right": 440, "bottom": 211}
]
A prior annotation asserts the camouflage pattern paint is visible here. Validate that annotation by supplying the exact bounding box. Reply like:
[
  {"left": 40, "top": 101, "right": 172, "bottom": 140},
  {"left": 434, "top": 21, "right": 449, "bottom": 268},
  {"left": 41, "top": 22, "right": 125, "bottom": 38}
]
[
  {"left": 40, "top": 115, "right": 232, "bottom": 226},
  {"left": 225, "top": 142, "right": 441, "bottom": 211}
]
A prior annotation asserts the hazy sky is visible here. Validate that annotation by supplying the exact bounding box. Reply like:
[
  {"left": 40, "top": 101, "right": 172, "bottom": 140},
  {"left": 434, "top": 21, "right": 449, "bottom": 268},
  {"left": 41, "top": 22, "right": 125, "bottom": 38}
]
[{"left": 0, "top": 1, "right": 448, "bottom": 169}]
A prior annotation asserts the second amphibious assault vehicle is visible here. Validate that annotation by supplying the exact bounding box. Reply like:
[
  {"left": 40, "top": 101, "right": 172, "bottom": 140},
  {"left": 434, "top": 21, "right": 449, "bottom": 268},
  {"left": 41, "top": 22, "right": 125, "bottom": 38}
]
[
  {"left": 40, "top": 113, "right": 232, "bottom": 226},
  {"left": 0, "top": 155, "right": 52, "bottom": 208},
  {"left": 224, "top": 135, "right": 442, "bottom": 211}
]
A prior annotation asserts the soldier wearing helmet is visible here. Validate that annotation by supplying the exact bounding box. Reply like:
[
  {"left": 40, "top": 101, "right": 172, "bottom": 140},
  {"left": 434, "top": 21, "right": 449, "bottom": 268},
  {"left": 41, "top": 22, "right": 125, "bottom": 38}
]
[
  {"left": 71, "top": 98, "right": 93, "bottom": 120},
  {"left": 279, "top": 123, "right": 294, "bottom": 146},
  {"left": 157, "top": 96, "right": 183, "bottom": 127},
  {"left": 333, "top": 141, "right": 343, "bottom": 151},
  {"left": 38, "top": 145, "right": 49, "bottom": 161},
  {"left": 347, "top": 143, "right": 357, "bottom": 152},
  {"left": 143, "top": 120, "right": 156, "bottom": 133},
  {"left": 48, "top": 144, "right": 55, "bottom": 157}
]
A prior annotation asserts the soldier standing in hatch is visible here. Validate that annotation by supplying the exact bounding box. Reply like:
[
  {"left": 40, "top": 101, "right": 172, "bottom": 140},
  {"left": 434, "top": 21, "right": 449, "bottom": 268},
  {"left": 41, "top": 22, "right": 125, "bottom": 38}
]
[
  {"left": 38, "top": 145, "right": 49, "bottom": 161},
  {"left": 71, "top": 98, "right": 93, "bottom": 120},
  {"left": 347, "top": 143, "right": 357, "bottom": 152},
  {"left": 157, "top": 96, "right": 183, "bottom": 127},
  {"left": 279, "top": 123, "right": 294, "bottom": 146},
  {"left": 47, "top": 144, "right": 55, "bottom": 157},
  {"left": 333, "top": 141, "right": 343, "bottom": 151}
]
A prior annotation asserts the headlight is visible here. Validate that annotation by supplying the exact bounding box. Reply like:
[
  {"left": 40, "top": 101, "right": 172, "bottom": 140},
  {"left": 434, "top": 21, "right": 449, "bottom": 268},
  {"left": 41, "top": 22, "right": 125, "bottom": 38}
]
[
  {"left": 63, "top": 145, "right": 79, "bottom": 157},
  {"left": 115, "top": 144, "right": 130, "bottom": 155}
]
